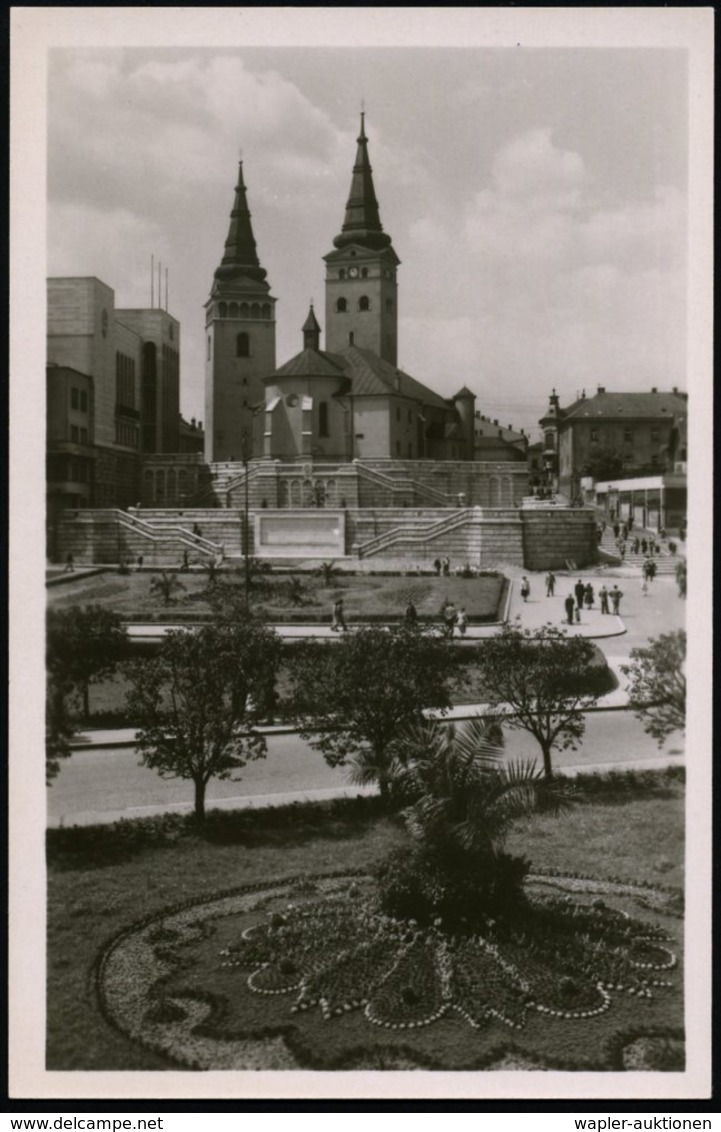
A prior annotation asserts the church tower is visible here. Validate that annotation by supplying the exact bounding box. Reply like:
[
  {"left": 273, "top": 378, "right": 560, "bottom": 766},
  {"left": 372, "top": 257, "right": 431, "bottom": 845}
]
[
  {"left": 204, "top": 162, "right": 276, "bottom": 462},
  {"left": 323, "top": 114, "right": 400, "bottom": 364}
]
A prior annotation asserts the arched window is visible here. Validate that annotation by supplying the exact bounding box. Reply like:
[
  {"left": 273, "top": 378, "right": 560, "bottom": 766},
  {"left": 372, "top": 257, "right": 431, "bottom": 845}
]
[
  {"left": 339, "top": 269, "right": 346, "bottom": 280},
  {"left": 359, "top": 295, "right": 370, "bottom": 311},
  {"left": 218, "top": 301, "right": 228, "bottom": 318},
  {"left": 239, "top": 303, "right": 249, "bottom": 318},
  {"left": 237, "top": 332, "right": 250, "bottom": 357},
  {"left": 336, "top": 297, "right": 347, "bottom": 313},
  {"left": 318, "top": 401, "right": 329, "bottom": 437},
  {"left": 251, "top": 303, "right": 260, "bottom": 318},
  {"left": 262, "top": 303, "right": 271, "bottom": 319},
  {"left": 228, "top": 302, "right": 238, "bottom": 318},
  {"left": 361, "top": 267, "right": 368, "bottom": 279}
]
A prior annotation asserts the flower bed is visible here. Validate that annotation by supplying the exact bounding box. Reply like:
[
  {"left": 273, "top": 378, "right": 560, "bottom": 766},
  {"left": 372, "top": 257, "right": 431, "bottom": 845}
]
[{"left": 97, "top": 870, "right": 683, "bottom": 1072}]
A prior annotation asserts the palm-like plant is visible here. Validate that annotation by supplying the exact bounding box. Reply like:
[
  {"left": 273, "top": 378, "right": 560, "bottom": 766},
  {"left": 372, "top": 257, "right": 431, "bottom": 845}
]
[
  {"left": 149, "top": 571, "right": 185, "bottom": 607},
  {"left": 377, "top": 717, "right": 575, "bottom": 925},
  {"left": 395, "top": 717, "right": 573, "bottom": 859}
]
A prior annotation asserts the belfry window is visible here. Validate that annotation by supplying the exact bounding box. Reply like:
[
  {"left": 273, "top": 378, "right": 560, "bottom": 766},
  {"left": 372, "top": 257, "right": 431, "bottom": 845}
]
[
  {"left": 361, "top": 268, "right": 368, "bottom": 279},
  {"left": 336, "top": 297, "right": 347, "bottom": 313},
  {"left": 318, "top": 401, "right": 329, "bottom": 438},
  {"left": 237, "top": 332, "right": 250, "bottom": 358},
  {"left": 359, "top": 295, "right": 370, "bottom": 311}
]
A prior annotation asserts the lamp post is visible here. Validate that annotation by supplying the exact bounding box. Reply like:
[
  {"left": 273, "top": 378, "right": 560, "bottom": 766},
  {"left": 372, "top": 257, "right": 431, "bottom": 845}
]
[{"left": 240, "top": 427, "right": 252, "bottom": 608}]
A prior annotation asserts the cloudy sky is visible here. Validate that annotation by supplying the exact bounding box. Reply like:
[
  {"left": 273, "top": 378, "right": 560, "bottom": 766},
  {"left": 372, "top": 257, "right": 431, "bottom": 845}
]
[{"left": 45, "top": 23, "right": 694, "bottom": 438}]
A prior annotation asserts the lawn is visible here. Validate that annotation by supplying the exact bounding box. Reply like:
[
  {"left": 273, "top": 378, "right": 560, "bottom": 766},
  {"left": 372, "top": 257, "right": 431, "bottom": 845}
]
[
  {"left": 47, "top": 771, "right": 684, "bottom": 1072},
  {"left": 47, "top": 568, "right": 506, "bottom": 623}
]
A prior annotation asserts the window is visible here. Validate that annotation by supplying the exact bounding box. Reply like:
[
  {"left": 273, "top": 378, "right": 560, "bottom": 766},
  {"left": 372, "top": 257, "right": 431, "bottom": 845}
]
[
  {"left": 239, "top": 303, "right": 249, "bottom": 318},
  {"left": 359, "top": 295, "right": 370, "bottom": 311},
  {"left": 237, "top": 332, "right": 250, "bottom": 357},
  {"left": 318, "top": 401, "right": 329, "bottom": 437},
  {"left": 651, "top": 428, "right": 660, "bottom": 442},
  {"left": 336, "top": 297, "right": 347, "bottom": 313},
  {"left": 651, "top": 454, "right": 659, "bottom": 467},
  {"left": 218, "top": 301, "right": 228, "bottom": 318},
  {"left": 70, "top": 425, "right": 79, "bottom": 442},
  {"left": 361, "top": 267, "right": 368, "bottom": 279},
  {"left": 590, "top": 428, "right": 599, "bottom": 443},
  {"left": 80, "top": 391, "right": 88, "bottom": 412},
  {"left": 229, "top": 302, "right": 238, "bottom": 318},
  {"left": 71, "top": 388, "right": 79, "bottom": 410},
  {"left": 339, "top": 269, "right": 346, "bottom": 279},
  {"left": 262, "top": 303, "right": 271, "bottom": 319},
  {"left": 251, "top": 303, "right": 260, "bottom": 318},
  {"left": 80, "top": 427, "right": 88, "bottom": 444}
]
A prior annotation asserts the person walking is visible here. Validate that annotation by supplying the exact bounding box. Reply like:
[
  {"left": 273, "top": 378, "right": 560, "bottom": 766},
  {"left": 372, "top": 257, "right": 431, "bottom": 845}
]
[
  {"left": 545, "top": 570, "right": 556, "bottom": 597},
  {"left": 404, "top": 599, "right": 418, "bottom": 626},
  {"left": 64, "top": 552, "right": 75, "bottom": 573},
  {"left": 443, "top": 600, "right": 457, "bottom": 639},
  {"left": 599, "top": 584, "right": 609, "bottom": 614},
  {"left": 584, "top": 582, "right": 594, "bottom": 609},
  {"left": 641, "top": 537, "right": 648, "bottom": 555},
  {"left": 610, "top": 585, "right": 623, "bottom": 615},
  {"left": 433, "top": 557, "right": 442, "bottom": 576},
  {"left": 564, "top": 593, "right": 576, "bottom": 625},
  {"left": 456, "top": 607, "right": 468, "bottom": 638},
  {"left": 574, "top": 578, "right": 585, "bottom": 611},
  {"left": 613, "top": 522, "right": 620, "bottom": 540},
  {"left": 442, "top": 556, "right": 451, "bottom": 577},
  {"left": 331, "top": 597, "right": 348, "bottom": 632},
  {"left": 520, "top": 576, "right": 531, "bottom": 602}
]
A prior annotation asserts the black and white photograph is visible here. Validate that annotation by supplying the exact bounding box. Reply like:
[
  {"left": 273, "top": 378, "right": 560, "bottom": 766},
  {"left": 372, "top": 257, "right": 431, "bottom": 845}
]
[{"left": 9, "top": 6, "right": 713, "bottom": 1104}]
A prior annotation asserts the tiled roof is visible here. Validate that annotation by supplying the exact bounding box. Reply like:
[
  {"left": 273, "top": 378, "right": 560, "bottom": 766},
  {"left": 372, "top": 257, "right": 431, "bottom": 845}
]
[
  {"left": 272, "top": 348, "right": 346, "bottom": 379},
  {"left": 334, "top": 346, "right": 451, "bottom": 408},
  {"left": 562, "top": 391, "right": 687, "bottom": 420}
]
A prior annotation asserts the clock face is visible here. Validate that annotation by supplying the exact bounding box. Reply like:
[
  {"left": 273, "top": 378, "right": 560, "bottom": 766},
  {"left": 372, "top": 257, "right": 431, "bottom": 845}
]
[
  {"left": 286, "top": 394, "right": 299, "bottom": 408},
  {"left": 348, "top": 266, "right": 359, "bottom": 279}
]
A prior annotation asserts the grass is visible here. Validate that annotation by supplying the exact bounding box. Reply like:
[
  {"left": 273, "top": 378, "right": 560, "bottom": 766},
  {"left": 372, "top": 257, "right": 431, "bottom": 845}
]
[
  {"left": 47, "top": 773, "right": 684, "bottom": 1070},
  {"left": 46, "top": 569, "right": 505, "bottom": 622}
]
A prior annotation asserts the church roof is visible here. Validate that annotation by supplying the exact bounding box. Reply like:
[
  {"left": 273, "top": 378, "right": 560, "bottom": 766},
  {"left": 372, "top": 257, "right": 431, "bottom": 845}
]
[
  {"left": 302, "top": 305, "right": 321, "bottom": 332},
  {"left": 332, "top": 113, "right": 394, "bottom": 253},
  {"left": 272, "top": 348, "right": 346, "bottom": 380},
  {"left": 214, "top": 162, "right": 269, "bottom": 287},
  {"left": 453, "top": 386, "right": 475, "bottom": 400}
]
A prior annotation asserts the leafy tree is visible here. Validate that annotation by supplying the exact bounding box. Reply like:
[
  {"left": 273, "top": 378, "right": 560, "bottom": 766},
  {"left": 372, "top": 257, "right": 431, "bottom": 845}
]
[
  {"left": 149, "top": 570, "right": 186, "bottom": 607},
  {"left": 289, "top": 626, "right": 463, "bottom": 801},
  {"left": 317, "top": 560, "right": 341, "bottom": 587},
  {"left": 45, "top": 672, "right": 75, "bottom": 783},
  {"left": 621, "top": 630, "right": 686, "bottom": 745},
  {"left": 126, "top": 620, "right": 281, "bottom": 821},
  {"left": 582, "top": 445, "right": 624, "bottom": 482},
  {"left": 379, "top": 717, "right": 574, "bottom": 923},
  {"left": 474, "top": 624, "right": 601, "bottom": 779},
  {"left": 46, "top": 604, "right": 128, "bottom": 721}
]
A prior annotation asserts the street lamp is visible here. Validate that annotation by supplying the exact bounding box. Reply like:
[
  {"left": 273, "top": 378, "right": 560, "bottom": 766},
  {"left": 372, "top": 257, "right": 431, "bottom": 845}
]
[{"left": 240, "top": 427, "right": 252, "bottom": 608}]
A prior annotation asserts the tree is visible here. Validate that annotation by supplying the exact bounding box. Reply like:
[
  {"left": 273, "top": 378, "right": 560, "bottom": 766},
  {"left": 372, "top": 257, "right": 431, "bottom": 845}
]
[
  {"left": 149, "top": 570, "right": 185, "bottom": 607},
  {"left": 621, "top": 630, "right": 686, "bottom": 744},
  {"left": 45, "top": 671, "right": 75, "bottom": 783},
  {"left": 46, "top": 604, "right": 128, "bottom": 720},
  {"left": 474, "top": 623, "right": 602, "bottom": 779},
  {"left": 289, "top": 626, "right": 463, "bottom": 801},
  {"left": 379, "top": 717, "right": 574, "bottom": 924},
  {"left": 582, "top": 445, "right": 624, "bottom": 482},
  {"left": 126, "top": 620, "right": 281, "bottom": 821}
]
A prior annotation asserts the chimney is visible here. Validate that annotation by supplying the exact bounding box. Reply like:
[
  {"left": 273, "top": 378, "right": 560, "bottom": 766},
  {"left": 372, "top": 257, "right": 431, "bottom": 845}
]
[
  {"left": 672, "top": 385, "right": 678, "bottom": 394},
  {"left": 493, "top": 419, "right": 498, "bottom": 426},
  {"left": 597, "top": 385, "right": 606, "bottom": 395},
  {"left": 191, "top": 417, "right": 196, "bottom": 428},
  {"left": 651, "top": 386, "right": 658, "bottom": 393}
]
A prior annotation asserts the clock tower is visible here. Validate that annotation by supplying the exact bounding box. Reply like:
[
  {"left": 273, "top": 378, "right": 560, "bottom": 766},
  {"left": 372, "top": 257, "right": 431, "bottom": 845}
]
[{"left": 323, "top": 114, "right": 400, "bottom": 363}]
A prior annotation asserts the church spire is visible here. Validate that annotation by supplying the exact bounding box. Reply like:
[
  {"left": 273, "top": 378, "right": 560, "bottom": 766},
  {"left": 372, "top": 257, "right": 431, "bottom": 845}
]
[
  {"left": 302, "top": 303, "right": 321, "bottom": 351},
  {"left": 214, "top": 161, "right": 268, "bottom": 284},
  {"left": 333, "top": 112, "right": 392, "bottom": 252}
]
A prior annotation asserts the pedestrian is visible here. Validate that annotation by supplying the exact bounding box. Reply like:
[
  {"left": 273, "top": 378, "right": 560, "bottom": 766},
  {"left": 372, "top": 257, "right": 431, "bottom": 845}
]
[
  {"left": 574, "top": 578, "right": 585, "bottom": 610},
  {"left": 648, "top": 558, "right": 657, "bottom": 581},
  {"left": 433, "top": 557, "right": 441, "bottom": 576},
  {"left": 64, "top": 552, "right": 75, "bottom": 573},
  {"left": 628, "top": 516, "right": 634, "bottom": 532},
  {"left": 564, "top": 593, "right": 575, "bottom": 625},
  {"left": 599, "top": 584, "right": 609, "bottom": 614},
  {"left": 442, "top": 556, "right": 451, "bottom": 577},
  {"left": 180, "top": 549, "right": 189, "bottom": 572},
  {"left": 641, "top": 577, "right": 649, "bottom": 597},
  {"left": 520, "top": 576, "right": 530, "bottom": 602},
  {"left": 621, "top": 522, "right": 628, "bottom": 541},
  {"left": 584, "top": 582, "right": 594, "bottom": 609},
  {"left": 641, "top": 537, "right": 648, "bottom": 555},
  {"left": 137, "top": 555, "right": 144, "bottom": 569},
  {"left": 610, "top": 585, "right": 623, "bottom": 615},
  {"left": 404, "top": 599, "right": 418, "bottom": 626},
  {"left": 545, "top": 570, "right": 556, "bottom": 597},
  {"left": 675, "top": 558, "right": 686, "bottom": 598},
  {"left": 633, "top": 537, "right": 640, "bottom": 554},
  {"left": 613, "top": 522, "right": 620, "bottom": 540},
  {"left": 443, "top": 600, "right": 457, "bottom": 638},
  {"left": 456, "top": 607, "right": 468, "bottom": 638},
  {"left": 331, "top": 597, "right": 348, "bottom": 632},
  {"left": 620, "top": 541, "right": 626, "bottom": 560}
]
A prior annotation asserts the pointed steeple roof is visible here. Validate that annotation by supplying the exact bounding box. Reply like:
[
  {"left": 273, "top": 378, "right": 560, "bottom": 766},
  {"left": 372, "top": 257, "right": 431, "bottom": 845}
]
[
  {"left": 333, "top": 113, "right": 393, "bottom": 252},
  {"left": 214, "top": 161, "right": 268, "bottom": 285},
  {"left": 302, "top": 303, "right": 321, "bottom": 350}
]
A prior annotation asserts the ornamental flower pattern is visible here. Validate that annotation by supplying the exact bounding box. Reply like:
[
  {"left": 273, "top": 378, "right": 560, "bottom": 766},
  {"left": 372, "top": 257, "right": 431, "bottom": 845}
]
[{"left": 220, "top": 887, "right": 677, "bottom": 1034}]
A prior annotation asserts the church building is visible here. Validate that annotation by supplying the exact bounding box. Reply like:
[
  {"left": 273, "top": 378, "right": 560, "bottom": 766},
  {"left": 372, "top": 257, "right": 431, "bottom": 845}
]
[{"left": 205, "top": 114, "right": 481, "bottom": 466}]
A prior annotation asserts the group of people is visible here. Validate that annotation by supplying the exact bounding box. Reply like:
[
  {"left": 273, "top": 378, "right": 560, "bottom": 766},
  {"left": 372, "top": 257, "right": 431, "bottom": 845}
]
[
  {"left": 440, "top": 600, "right": 468, "bottom": 639},
  {"left": 562, "top": 579, "right": 623, "bottom": 623},
  {"left": 433, "top": 556, "right": 452, "bottom": 577}
]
